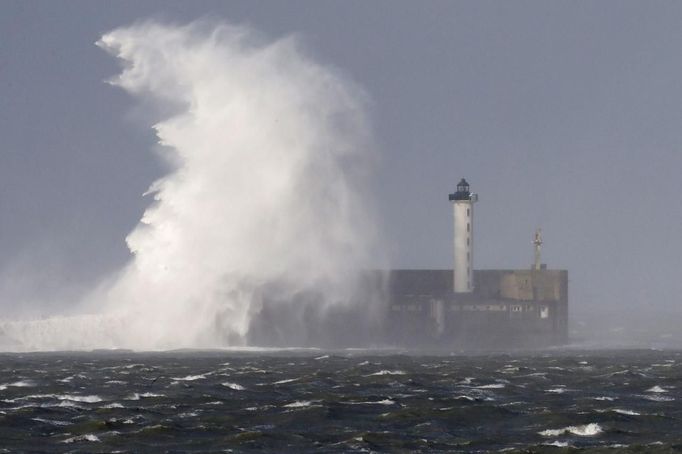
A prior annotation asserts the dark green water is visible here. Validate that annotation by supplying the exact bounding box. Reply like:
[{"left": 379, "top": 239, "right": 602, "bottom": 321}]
[{"left": 1, "top": 349, "right": 681, "bottom": 452}]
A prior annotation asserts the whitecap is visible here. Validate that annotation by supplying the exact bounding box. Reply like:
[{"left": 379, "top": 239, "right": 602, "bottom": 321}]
[
  {"left": 141, "top": 392, "right": 164, "bottom": 398},
  {"left": 366, "top": 370, "right": 406, "bottom": 376},
  {"left": 283, "top": 400, "right": 312, "bottom": 408},
  {"left": 32, "top": 417, "right": 70, "bottom": 426},
  {"left": 539, "top": 423, "right": 602, "bottom": 437},
  {"left": 545, "top": 388, "right": 567, "bottom": 394},
  {"left": 57, "top": 394, "right": 103, "bottom": 403},
  {"left": 222, "top": 382, "right": 245, "bottom": 391},
  {"left": 314, "top": 355, "right": 329, "bottom": 360},
  {"left": 646, "top": 385, "right": 668, "bottom": 393},
  {"left": 171, "top": 374, "right": 206, "bottom": 381},
  {"left": 55, "top": 401, "right": 83, "bottom": 408},
  {"left": 613, "top": 409, "right": 640, "bottom": 416},
  {"left": 475, "top": 383, "right": 505, "bottom": 389},
  {"left": 125, "top": 392, "right": 164, "bottom": 400},
  {"left": 62, "top": 434, "right": 100, "bottom": 443},
  {"left": 643, "top": 394, "right": 674, "bottom": 402},
  {"left": 103, "top": 403, "right": 124, "bottom": 409},
  {"left": 543, "top": 441, "right": 569, "bottom": 447},
  {"left": 3, "top": 394, "right": 55, "bottom": 403},
  {"left": 0, "top": 380, "right": 35, "bottom": 390},
  {"left": 244, "top": 405, "right": 274, "bottom": 411},
  {"left": 594, "top": 396, "right": 616, "bottom": 401},
  {"left": 344, "top": 399, "right": 396, "bottom": 405},
  {"left": 272, "top": 378, "right": 299, "bottom": 385},
  {"left": 6, "top": 380, "right": 35, "bottom": 388}
]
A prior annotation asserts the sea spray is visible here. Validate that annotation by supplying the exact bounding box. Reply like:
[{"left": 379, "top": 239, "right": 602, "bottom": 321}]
[{"left": 0, "top": 20, "right": 383, "bottom": 350}]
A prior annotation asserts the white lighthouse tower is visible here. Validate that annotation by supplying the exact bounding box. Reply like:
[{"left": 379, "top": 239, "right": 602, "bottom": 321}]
[{"left": 449, "top": 178, "right": 478, "bottom": 293}]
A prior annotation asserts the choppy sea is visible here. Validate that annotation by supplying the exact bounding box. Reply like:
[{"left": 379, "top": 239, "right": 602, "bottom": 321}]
[{"left": 1, "top": 349, "right": 681, "bottom": 452}]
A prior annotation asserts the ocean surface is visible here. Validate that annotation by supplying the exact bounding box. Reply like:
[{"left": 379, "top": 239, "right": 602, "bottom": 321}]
[{"left": 1, "top": 349, "right": 681, "bottom": 452}]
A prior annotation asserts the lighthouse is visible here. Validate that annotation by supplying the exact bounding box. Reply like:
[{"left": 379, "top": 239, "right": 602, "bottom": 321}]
[{"left": 449, "top": 178, "right": 478, "bottom": 293}]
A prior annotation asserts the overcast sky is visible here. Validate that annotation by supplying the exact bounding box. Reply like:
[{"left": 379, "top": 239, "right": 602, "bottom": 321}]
[{"left": 2, "top": 1, "right": 682, "bottom": 329}]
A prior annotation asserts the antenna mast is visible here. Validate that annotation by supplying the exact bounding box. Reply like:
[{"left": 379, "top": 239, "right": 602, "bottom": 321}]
[{"left": 533, "top": 228, "right": 543, "bottom": 270}]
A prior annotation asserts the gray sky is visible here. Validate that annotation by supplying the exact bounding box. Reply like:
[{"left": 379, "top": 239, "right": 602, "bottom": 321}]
[{"left": 1, "top": 1, "right": 682, "bottom": 330}]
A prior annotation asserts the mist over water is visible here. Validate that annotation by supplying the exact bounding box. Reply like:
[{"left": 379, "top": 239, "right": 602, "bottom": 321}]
[{"left": 0, "top": 20, "right": 384, "bottom": 351}]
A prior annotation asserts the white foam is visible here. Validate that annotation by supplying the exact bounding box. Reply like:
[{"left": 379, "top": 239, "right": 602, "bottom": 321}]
[
  {"left": 125, "top": 392, "right": 164, "bottom": 400},
  {"left": 475, "top": 383, "right": 505, "bottom": 389},
  {"left": 367, "top": 370, "right": 406, "bottom": 376},
  {"left": 7, "top": 380, "right": 35, "bottom": 388},
  {"left": 103, "top": 403, "right": 124, "bottom": 409},
  {"left": 272, "top": 378, "right": 299, "bottom": 385},
  {"left": 344, "top": 399, "right": 396, "bottom": 405},
  {"left": 57, "top": 394, "right": 103, "bottom": 403},
  {"left": 244, "top": 405, "right": 274, "bottom": 411},
  {"left": 221, "top": 382, "right": 245, "bottom": 391},
  {"left": 0, "top": 380, "right": 35, "bottom": 390},
  {"left": 62, "top": 434, "right": 100, "bottom": 443},
  {"left": 543, "top": 441, "right": 569, "bottom": 447},
  {"left": 646, "top": 385, "right": 668, "bottom": 393},
  {"left": 372, "top": 399, "right": 396, "bottom": 405},
  {"left": 0, "top": 17, "right": 383, "bottom": 352},
  {"left": 283, "top": 400, "right": 312, "bottom": 408},
  {"left": 594, "top": 396, "right": 616, "bottom": 401},
  {"left": 3, "top": 393, "right": 56, "bottom": 403},
  {"left": 643, "top": 394, "right": 674, "bottom": 402},
  {"left": 539, "top": 423, "right": 603, "bottom": 437},
  {"left": 32, "top": 417, "right": 70, "bottom": 426},
  {"left": 172, "top": 374, "right": 206, "bottom": 381},
  {"left": 55, "top": 401, "right": 82, "bottom": 408},
  {"left": 613, "top": 409, "right": 640, "bottom": 416},
  {"left": 545, "top": 388, "right": 567, "bottom": 394}
]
